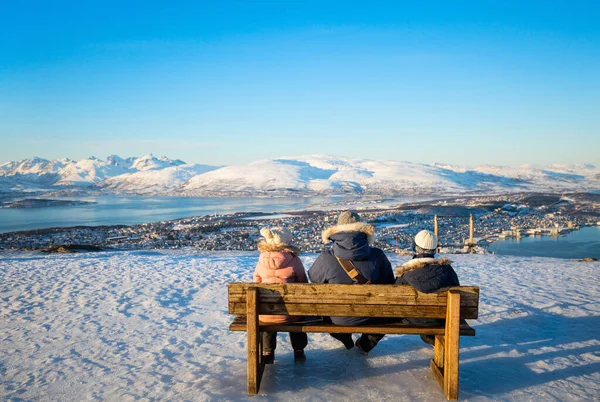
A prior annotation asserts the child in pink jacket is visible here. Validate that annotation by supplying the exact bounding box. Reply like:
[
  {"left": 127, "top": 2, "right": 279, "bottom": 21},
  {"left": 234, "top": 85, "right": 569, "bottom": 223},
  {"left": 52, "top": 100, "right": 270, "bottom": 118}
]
[{"left": 253, "top": 226, "right": 308, "bottom": 364}]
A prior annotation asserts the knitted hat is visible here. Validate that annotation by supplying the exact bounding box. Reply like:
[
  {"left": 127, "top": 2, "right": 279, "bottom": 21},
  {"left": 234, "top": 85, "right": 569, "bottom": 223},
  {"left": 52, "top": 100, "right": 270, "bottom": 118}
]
[
  {"left": 414, "top": 230, "right": 438, "bottom": 251},
  {"left": 260, "top": 226, "right": 293, "bottom": 247},
  {"left": 337, "top": 211, "right": 361, "bottom": 225}
]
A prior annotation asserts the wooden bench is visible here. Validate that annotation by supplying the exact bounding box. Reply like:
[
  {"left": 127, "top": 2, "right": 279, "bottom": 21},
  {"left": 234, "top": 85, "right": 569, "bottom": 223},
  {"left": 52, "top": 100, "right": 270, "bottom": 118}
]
[{"left": 228, "top": 283, "right": 479, "bottom": 400}]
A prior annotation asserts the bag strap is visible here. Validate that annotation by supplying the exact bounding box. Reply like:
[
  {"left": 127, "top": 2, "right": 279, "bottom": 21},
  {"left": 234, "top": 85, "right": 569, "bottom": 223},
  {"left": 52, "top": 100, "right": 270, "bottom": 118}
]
[{"left": 335, "top": 256, "right": 371, "bottom": 284}]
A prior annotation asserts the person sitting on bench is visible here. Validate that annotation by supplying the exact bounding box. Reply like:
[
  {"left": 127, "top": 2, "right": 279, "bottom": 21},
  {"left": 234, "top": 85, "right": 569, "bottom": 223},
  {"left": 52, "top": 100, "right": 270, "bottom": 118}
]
[
  {"left": 253, "top": 226, "right": 309, "bottom": 364},
  {"left": 395, "top": 229, "right": 461, "bottom": 345},
  {"left": 308, "top": 211, "right": 395, "bottom": 355}
]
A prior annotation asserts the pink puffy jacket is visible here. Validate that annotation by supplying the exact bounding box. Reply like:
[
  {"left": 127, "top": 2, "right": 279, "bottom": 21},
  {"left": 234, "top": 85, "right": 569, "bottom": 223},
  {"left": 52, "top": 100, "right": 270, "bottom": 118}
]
[{"left": 253, "top": 249, "right": 308, "bottom": 323}]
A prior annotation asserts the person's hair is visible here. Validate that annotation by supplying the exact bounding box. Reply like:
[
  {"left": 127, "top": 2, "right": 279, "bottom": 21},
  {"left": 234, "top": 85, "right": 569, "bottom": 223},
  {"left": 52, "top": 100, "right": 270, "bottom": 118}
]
[{"left": 413, "top": 243, "right": 436, "bottom": 256}]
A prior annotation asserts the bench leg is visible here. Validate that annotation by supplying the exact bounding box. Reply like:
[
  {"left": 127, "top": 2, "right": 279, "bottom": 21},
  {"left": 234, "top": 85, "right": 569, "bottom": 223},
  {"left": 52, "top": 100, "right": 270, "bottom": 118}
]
[
  {"left": 434, "top": 335, "right": 444, "bottom": 368},
  {"left": 430, "top": 335, "right": 445, "bottom": 390},
  {"left": 443, "top": 290, "right": 461, "bottom": 400},
  {"left": 247, "top": 288, "right": 264, "bottom": 394}
]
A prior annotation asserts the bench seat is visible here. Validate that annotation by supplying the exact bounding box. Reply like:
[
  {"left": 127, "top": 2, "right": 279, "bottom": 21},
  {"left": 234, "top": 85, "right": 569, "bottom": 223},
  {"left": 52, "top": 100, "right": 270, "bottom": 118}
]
[{"left": 229, "top": 315, "right": 476, "bottom": 336}]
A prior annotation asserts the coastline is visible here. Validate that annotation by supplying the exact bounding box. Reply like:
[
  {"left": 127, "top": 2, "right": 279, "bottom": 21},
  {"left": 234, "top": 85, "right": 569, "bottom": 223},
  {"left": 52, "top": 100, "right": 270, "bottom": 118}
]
[{"left": 1, "top": 192, "right": 598, "bottom": 259}]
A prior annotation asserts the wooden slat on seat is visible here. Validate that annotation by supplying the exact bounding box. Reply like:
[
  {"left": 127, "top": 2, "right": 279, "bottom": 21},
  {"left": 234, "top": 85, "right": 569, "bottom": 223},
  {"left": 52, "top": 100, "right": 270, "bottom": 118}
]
[
  {"left": 229, "top": 302, "right": 478, "bottom": 319},
  {"left": 228, "top": 283, "right": 480, "bottom": 320},
  {"left": 229, "top": 315, "right": 476, "bottom": 336},
  {"left": 229, "top": 283, "right": 479, "bottom": 306}
]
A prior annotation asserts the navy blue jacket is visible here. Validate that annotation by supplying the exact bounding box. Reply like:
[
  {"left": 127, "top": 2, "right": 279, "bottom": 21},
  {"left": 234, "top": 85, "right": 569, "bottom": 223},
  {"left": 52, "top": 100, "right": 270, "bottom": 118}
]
[
  {"left": 394, "top": 256, "right": 460, "bottom": 326},
  {"left": 309, "top": 230, "right": 395, "bottom": 325},
  {"left": 394, "top": 257, "right": 460, "bottom": 293}
]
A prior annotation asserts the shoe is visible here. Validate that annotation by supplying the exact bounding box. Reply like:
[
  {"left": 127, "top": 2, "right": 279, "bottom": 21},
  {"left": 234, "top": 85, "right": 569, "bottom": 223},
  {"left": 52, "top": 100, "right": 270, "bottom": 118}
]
[
  {"left": 355, "top": 339, "right": 368, "bottom": 356},
  {"left": 342, "top": 337, "right": 355, "bottom": 350},
  {"left": 263, "top": 353, "right": 274, "bottom": 364},
  {"left": 294, "top": 350, "right": 306, "bottom": 363},
  {"left": 420, "top": 334, "right": 435, "bottom": 346}
]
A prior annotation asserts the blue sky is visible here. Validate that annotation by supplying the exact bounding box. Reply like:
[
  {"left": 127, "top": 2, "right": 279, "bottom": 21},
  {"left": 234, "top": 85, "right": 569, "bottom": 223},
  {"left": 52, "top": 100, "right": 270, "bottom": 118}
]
[{"left": 1, "top": 1, "right": 598, "bottom": 167}]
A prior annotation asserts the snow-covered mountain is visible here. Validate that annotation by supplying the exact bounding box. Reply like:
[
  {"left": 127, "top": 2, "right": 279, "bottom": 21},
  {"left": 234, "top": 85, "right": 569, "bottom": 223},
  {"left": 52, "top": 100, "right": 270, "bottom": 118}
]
[
  {"left": 180, "top": 155, "right": 600, "bottom": 196},
  {"left": 129, "top": 153, "right": 186, "bottom": 171},
  {"left": 1, "top": 154, "right": 599, "bottom": 196},
  {"left": 101, "top": 164, "right": 219, "bottom": 194},
  {"left": 0, "top": 154, "right": 197, "bottom": 192},
  {"left": 0, "top": 157, "right": 68, "bottom": 187},
  {"left": 54, "top": 157, "right": 131, "bottom": 186}
]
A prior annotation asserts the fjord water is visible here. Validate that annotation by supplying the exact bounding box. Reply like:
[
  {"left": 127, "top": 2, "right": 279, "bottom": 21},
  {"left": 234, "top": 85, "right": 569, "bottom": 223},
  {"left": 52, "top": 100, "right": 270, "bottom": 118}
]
[
  {"left": 3, "top": 195, "right": 599, "bottom": 259},
  {"left": 492, "top": 226, "right": 600, "bottom": 259},
  {"left": 0, "top": 195, "right": 410, "bottom": 233}
]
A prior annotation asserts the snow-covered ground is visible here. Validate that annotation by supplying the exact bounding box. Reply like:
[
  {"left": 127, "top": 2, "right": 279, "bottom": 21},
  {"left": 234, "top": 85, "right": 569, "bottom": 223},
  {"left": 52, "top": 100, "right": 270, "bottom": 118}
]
[{"left": 1, "top": 251, "right": 598, "bottom": 401}]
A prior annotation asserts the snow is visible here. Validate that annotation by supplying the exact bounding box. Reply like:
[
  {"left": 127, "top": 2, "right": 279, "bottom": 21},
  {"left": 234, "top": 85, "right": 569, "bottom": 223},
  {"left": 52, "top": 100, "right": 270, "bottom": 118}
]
[
  {"left": 1, "top": 154, "right": 599, "bottom": 196},
  {"left": 0, "top": 155, "right": 196, "bottom": 192},
  {"left": 181, "top": 155, "right": 600, "bottom": 196},
  {"left": 183, "top": 159, "right": 312, "bottom": 193},
  {"left": 473, "top": 164, "right": 599, "bottom": 191},
  {"left": 1, "top": 251, "right": 598, "bottom": 401},
  {"left": 55, "top": 158, "right": 130, "bottom": 186},
  {"left": 129, "top": 153, "right": 186, "bottom": 172},
  {"left": 101, "top": 164, "right": 218, "bottom": 194}
]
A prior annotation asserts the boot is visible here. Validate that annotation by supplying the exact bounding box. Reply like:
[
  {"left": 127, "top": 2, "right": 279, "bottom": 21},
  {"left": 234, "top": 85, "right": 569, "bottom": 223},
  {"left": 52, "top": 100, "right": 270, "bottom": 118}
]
[
  {"left": 263, "top": 353, "right": 274, "bottom": 364},
  {"left": 355, "top": 339, "right": 368, "bottom": 356},
  {"left": 294, "top": 350, "right": 306, "bottom": 363},
  {"left": 420, "top": 334, "right": 435, "bottom": 346}
]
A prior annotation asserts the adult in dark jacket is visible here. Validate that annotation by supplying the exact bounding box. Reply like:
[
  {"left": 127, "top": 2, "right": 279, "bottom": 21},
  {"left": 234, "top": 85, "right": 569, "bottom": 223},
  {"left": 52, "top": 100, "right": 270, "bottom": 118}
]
[
  {"left": 308, "top": 211, "right": 395, "bottom": 355},
  {"left": 395, "top": 229, "right": 460, "bottom": 345}
]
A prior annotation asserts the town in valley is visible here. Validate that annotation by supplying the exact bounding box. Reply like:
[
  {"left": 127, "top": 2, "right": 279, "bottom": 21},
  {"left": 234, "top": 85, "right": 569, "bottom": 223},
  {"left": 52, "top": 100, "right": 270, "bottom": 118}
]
[{"left": 1, "top": 192, "right": 599, "bottom": 255}]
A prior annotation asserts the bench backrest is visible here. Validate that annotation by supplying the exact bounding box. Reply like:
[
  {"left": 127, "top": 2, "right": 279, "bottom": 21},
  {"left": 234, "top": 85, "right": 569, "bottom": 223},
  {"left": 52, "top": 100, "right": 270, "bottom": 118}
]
[{"left": 228, "top": 283, "right": 479, "bottom": 319}]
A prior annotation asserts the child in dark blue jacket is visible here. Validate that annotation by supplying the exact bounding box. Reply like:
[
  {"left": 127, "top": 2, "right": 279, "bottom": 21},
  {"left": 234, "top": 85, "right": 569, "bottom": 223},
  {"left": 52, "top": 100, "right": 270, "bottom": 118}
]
[{"left": 395, "top": 230, "right": 460, "bottom": 345}]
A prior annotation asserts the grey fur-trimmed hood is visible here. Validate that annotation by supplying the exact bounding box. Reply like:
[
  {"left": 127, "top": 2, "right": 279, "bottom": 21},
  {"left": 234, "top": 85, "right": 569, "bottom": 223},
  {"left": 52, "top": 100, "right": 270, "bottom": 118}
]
[
  {"left": 395, "top": 257, "right": 452, "bottom": 277},
  {"left": 321, "top": 222, "right": 375, "bottom": 244}
]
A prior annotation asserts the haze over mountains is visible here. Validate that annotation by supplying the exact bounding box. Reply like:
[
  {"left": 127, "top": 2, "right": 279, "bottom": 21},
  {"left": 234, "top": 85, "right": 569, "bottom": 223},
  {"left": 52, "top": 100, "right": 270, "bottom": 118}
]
[{"left": 1, "top": 154, "right": 598, "bottom": 196}]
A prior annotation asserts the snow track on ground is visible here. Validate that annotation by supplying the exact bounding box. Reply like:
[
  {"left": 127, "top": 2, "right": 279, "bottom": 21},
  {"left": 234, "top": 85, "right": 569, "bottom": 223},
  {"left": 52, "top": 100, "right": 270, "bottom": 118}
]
[{"left": 1, "top": 251, "right": 598, "bottom": 401}]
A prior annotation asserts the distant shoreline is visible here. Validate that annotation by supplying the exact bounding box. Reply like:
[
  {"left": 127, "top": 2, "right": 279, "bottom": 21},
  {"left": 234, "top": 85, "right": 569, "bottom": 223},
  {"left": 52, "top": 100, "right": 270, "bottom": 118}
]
[
  {"left": 0, "top": 198, "right": 97, "bottom": 209},
  {"left": 1, "top": 192, "right": 598, "bottom": 260}
]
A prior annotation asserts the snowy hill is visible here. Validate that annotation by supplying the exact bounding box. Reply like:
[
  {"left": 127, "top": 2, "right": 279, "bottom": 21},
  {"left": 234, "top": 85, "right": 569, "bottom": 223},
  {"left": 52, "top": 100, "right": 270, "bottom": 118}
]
[
  {"left": 0, "top": 154, "right": 201, "bottom": 192},
  {"left": 101, "top": 163, "right": 219, "bottom": 194},
  {"left": 1, "top": 154, "right": 599, "bottom": 196},
  {"left": 181, "top": 155, "right": 600, "bottom": 196},
  {"left": 54, "top": 157, "right": 131, "bottom": 186},
  {"left": 106, "top": 155, "right": 136, "bottom": 168},
  {"left": 0, "top": 157, "right": 67, "bottom": 187},
  {"left": 0, "top": 250, "right": 598, "bottom": 401},
  {"left": 129, "top": 153, "right": 186, "bottom": 171}
]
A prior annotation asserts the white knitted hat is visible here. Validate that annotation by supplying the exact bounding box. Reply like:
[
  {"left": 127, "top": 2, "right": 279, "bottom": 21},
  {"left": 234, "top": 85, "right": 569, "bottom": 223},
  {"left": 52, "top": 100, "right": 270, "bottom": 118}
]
[
  {"left": 260, "top": 226, "right": 293, "bottom": 247},
  {"left": 414, "top": 230, "right": 438, "bottom": 250}
]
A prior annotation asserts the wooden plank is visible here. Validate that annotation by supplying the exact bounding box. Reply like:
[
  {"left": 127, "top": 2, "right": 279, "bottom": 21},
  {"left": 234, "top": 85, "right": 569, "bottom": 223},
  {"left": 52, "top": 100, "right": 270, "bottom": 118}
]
[
  {"left": 228, "top": 283, "right": 480, "bottom": 295},
  {"left": 229, "top": 302, "right": 479, "bottom": 319},
  {"left": 430, "top": 359, "right": 445, "bottom": 390},
  {"left": 229, "top": 289, "right": 479, "bottom": 307},
  {"left": 229, "top": 315, "right": 476, "bottom": 336},
  {"left": 228, "top": 283, "right": 480, "bottom": 306},
  {"left": 443, "top": 290, "right": 461, "bottom": 400},
  {"left": 246, "top": 288, "right": 260, "bottom": 395},
  {"left": 229, "top": 294, "right": 475, "bottom": 306},
  {"left": 228, "top": 283, "right": 480, "bottom": 299},
  {"left": 434, "top": 335, "right": 445, "bottom": 368}
]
